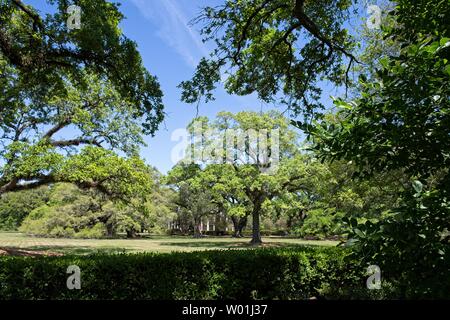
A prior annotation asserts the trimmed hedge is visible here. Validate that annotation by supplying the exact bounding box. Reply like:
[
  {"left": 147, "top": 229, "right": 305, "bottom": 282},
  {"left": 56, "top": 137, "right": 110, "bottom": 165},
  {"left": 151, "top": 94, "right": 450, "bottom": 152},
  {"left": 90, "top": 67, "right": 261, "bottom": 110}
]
[{"left": 0, "top": 247, "right": 372, "bottom": 300}]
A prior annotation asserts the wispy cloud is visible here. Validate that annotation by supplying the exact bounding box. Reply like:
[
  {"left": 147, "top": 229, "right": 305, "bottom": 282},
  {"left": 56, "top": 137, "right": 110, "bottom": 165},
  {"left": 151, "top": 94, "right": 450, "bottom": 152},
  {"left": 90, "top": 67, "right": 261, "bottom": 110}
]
[{"left": 131, "top": 0, "right": 209, "bottom": 68}]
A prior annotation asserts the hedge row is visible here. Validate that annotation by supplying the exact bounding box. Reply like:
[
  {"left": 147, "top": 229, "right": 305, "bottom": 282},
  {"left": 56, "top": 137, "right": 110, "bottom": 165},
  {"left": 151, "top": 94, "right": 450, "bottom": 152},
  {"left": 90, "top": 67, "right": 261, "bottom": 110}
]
[{"left": 0, "top": 247, "right": 376, "bottom": 300}]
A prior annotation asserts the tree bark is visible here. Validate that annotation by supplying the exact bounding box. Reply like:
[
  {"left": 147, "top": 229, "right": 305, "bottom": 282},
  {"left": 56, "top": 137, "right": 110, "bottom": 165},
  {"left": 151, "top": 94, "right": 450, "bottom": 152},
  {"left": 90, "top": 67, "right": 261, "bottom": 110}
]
[
  {"left": 231, "top": 216, "right": 239, "bottom": 237},
  {"left": 231, "top": 216, "right": 246, "bottom": 237},
  {"left": 193, "top": 218, "right": 203, "bottom": 238},
  {"left": 250, "top": 203, "right": 262, "bottom": 245},
  {"left": 106, "top": 223, "right": 115, "bottom": 238},
  {"left": 126, "top": 229, "right": 137, "bottom": 238},
  {"left": 235, "top": 216, "right": 248, "bottom": 237}
]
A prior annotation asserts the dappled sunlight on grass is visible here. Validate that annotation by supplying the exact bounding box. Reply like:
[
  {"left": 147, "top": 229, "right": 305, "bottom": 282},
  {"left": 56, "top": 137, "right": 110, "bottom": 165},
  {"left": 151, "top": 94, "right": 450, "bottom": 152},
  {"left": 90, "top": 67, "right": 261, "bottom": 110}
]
[{"left": 0, "top": 232, "right": 338, "bottom": 256}]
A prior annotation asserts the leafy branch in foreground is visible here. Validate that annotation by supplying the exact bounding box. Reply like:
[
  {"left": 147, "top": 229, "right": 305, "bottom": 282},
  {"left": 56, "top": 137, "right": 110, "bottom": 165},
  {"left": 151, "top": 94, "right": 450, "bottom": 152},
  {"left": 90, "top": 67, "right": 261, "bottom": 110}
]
[
  {"left": 180, "top": 0, "right": 358, "bottom": 119},
  {"left": 310, "top": 0, "right": 450, "bottom": 297}
]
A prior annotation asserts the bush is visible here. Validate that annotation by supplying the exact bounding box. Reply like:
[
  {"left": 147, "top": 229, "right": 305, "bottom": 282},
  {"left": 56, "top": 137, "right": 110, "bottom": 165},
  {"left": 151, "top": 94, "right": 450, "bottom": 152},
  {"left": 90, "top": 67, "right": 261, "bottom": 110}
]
[
  {"left": 349, "top": 187, "right": 450, "bottom": 299},
  {"left": 292, "top": 209, "right": 348, "bottom": 239},
  {"left": 0, "top": 247, "right": 375, "bottom": 300},
  {"left": 0, "top": 187, "right": 50, "bottom": 231},
  {"left": 19, "top": 200, "right": 109, "bottom": 239},
  {"left": 73, "top": 223, "right": 106, "bottom": 239}
]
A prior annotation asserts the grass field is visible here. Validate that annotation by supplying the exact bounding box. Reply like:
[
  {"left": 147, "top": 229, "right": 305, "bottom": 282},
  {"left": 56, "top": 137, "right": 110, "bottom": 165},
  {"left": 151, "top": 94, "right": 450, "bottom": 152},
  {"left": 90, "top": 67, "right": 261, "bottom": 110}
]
[{"left": 0, "top": 232, "right": 338, "bottom": 256}]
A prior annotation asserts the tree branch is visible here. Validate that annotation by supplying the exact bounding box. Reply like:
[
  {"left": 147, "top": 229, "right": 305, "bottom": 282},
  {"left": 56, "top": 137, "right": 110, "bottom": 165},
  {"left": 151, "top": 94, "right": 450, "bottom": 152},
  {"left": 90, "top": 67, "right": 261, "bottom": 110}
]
[
  {"left": 0, "top": 174, "right": 113, "bottom": 197},
  {"left": 11, "top": 0, "right": 44, "bottom": 31},
  {"left": 0, "top": 176, "right": 52, "bottom": 194},
  {"left": 50, "top": 138, "right": 102, "bottom": 148},
  {"left": 43, "top": 119, "right": 71, "bottom": 139},
  {"left": 233, "top": 0, "right": 272, "bottom": 64},
  {"left": 0, "top": 29, "right": 25, "bottom": 67},
  {"left": 292, "top": 0, "right": 359, "bottom": 93}
]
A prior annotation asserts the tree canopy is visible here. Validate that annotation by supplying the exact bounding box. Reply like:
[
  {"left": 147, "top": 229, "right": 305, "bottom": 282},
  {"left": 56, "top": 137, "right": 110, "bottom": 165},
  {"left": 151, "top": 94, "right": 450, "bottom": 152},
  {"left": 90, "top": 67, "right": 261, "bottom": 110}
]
[
  {"left": 310, "top": 0, "right": 450, "bottom": 295},
  {"left": 0, "top": 0, "right": 163, "bottom": 198},
  {"left": 180, "top": 0, "right": 358, "bottom": 120},
  {"left": 169, "top": 111, "right": 330, "bottom": 244},
  {"left": 0, "top": 0, "right": 164, "bottom": 134}
]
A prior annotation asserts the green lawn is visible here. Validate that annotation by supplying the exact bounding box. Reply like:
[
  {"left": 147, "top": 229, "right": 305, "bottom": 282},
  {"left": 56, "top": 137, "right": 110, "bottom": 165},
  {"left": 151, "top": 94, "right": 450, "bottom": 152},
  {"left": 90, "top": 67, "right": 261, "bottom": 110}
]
[{"left": 0, "top": 232, "right": 338, "bottom": 256}]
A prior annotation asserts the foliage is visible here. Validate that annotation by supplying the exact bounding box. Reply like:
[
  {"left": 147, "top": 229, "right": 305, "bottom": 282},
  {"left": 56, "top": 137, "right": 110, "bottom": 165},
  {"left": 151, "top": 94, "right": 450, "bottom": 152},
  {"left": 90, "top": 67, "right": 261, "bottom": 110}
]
[
  {"left": 0, "top": 71, "right": 154, "bottom": 199},
  {"left": 168, "top": 110, "right": 403, "bottom": 240},
  {"left": 291, "top": 209, "right": 346, "bottom": 239},
  {"left": 0, "top": 1, "right": 163, "bottom": 198},
  {"left": 0, "top": 0, "right": 164, "bottom": 134},
  {"left": 59, "top": 147, "right": 154, "bottom": 200},
  {"left": 19, "top": 175, "right": 174, "bottom": 238},
  {"left": 351, "top": 184, "right": 450, "bottom": 298},
  {"left": 142, "top": 171, "right": 178, "bottom": 235},
  {"left": 0, "top": 247, "right": 380, "bottom": 300},
  {"left": 169, "top": 111, "right": 323, "bottom": 244},
  {"left": 0, "top": 186, "right": 50, "bottom": 230},
  {"left": 310, "top": 0, "right": 450, "bottom": 297},
  {"left": 262, "top": 159, "right": 403, "bottom": 238},
  {"left": 348, "top": 0, "right": 399, "bottom": 96},
  {"left": 19, "top": 183, "right": 118, "bottom": 238},
  {"left": 180, "top": 0, "right": 358, "bottom": 120},
  {"left": 165, "top": 163, "right": 216, "bottom": 237}
]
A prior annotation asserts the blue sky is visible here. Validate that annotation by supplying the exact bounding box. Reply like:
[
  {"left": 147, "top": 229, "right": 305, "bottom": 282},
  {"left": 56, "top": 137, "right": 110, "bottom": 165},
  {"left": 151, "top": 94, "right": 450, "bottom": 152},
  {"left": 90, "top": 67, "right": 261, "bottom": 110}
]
[
  {"left": 26, "top": 0, "right": 374, "bottom": 174},
  {"left": 120, "top": 0, "right": 265, "bottom": 173}
]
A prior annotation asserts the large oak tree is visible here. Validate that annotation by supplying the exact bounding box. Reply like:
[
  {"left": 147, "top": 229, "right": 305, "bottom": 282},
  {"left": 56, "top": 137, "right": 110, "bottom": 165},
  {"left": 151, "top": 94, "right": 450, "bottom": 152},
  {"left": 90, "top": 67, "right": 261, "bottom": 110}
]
[{"left": 0, "top": 0, "right": 163, "bottom": 198}]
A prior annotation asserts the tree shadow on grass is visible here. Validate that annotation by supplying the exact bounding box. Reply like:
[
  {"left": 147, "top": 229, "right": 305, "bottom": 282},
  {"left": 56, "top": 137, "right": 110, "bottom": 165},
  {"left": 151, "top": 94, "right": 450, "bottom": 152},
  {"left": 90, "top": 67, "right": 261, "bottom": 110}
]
[
  {"left": 159, "top": 241, "right": 321, "bottom": 249},
  {"left": 0, "top": 246, "right": 129, "bottom": 256}
]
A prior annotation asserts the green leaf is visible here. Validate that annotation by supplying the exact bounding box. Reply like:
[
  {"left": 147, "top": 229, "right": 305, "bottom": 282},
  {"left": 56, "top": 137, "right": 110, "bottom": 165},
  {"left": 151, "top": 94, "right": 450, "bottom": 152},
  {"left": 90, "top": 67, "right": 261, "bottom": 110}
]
[
  {"left": 354, "top": 228, "right": 365, "bottom": 238},
  {"left": 412, "top": 180, "right": 423, "bottom": 195},
  {"left": 444, "top": 65, "right": 450, "bottom": 76},
  {"left": 334, "top": 99, "right": 353, "bottom": 110}
]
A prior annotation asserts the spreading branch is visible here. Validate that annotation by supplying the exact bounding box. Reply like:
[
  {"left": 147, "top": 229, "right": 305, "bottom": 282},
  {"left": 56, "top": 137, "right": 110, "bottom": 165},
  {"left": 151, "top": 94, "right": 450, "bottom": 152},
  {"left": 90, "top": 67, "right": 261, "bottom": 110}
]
[
  {"left": 11, "top": 0, "right": 44, "bottom": 30},
  {"left": 50, "top": 138, "right": 103, "bottom": 148}
]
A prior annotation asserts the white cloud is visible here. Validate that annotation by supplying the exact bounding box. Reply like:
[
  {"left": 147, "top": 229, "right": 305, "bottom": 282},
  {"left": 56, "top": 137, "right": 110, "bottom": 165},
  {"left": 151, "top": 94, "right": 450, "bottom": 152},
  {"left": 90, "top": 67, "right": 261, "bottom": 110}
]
[{"left": 130, "top": 0, "right": 209, "bottom": 68}]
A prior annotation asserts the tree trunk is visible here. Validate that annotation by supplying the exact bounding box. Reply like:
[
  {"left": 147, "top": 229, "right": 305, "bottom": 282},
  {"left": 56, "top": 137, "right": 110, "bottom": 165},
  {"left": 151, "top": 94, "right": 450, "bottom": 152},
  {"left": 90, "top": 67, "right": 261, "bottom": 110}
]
[
  {"left": 250, "top": 204, "right": 262, "bottom": 245},
  {"left": 231, "top": 216, "right": 248, "bottom": 237},
  {"left": 237, "top": 216, "right": 247, "bottom": 237},
  {"left": 193, "top": 218, "right": 202, "bottom": 238},
  {"left": 106, "top": 223, "right": 115, "bottom": 238},
  {"left": 126, "top": 229, "right": 137, "bottom": 238},
  {"left": 231, "top": 216, "right": 240, "bottom": 237}
]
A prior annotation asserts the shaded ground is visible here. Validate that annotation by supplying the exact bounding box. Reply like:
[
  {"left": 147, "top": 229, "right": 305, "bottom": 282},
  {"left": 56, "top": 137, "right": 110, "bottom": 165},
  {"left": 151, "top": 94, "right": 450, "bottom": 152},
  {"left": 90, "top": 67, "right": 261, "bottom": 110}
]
[
  {"left": 0, "top": 232, "right": 338, "bottom": 256},
  {"left": 0, "top": 247, "right": 63, "bottom": 257}
]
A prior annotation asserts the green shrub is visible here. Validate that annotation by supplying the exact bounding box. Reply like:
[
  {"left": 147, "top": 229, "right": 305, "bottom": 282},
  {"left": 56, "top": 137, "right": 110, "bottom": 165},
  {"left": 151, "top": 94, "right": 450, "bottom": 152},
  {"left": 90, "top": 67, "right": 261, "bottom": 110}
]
[
  {"left": 0, "top": 187, "right": 50, "bottom": 231},
  {"left": 292, "top": 209, "right": 348, "bottom": 239},
  {"left": 17, "top": 183, "right": 173, "bottom": 239},
  {"left": 0, "top": 247, "right": 374, "bottom": 300},
  {"left": 73, "top": 223, "right": 106, "bottom": 239},
  {"left": 19, "top": 204, "right": 107, "bottom": 239}
]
